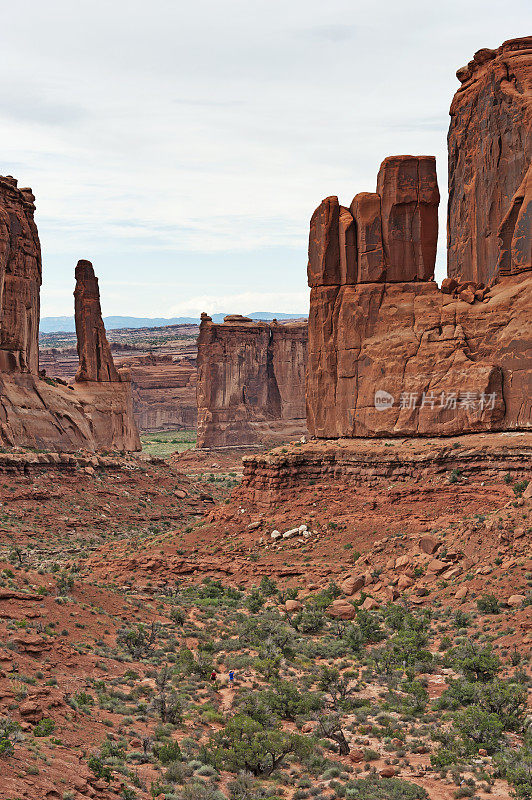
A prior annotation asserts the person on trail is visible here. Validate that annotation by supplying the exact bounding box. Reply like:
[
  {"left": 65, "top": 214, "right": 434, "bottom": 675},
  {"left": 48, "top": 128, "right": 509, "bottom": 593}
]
[
  {"left": 228, "top": 669, "right": 235, "bottom": 688},
  {"left": 210, "top": 670, "right": 217, "bottom": 683}
]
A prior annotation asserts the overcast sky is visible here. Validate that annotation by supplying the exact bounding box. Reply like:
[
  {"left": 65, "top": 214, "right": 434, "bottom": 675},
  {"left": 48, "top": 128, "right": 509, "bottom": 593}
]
[{"left": 0, "top": 1, "right": 527, "bottom": 318}]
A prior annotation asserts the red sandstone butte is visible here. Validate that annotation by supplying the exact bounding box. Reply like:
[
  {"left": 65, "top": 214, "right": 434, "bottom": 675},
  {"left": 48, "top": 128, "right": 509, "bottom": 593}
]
[
  {"left": 196, "top": 314, "right": 307, "bottom": 448},
  {"left": 306, "top": 151, "right": 531, "bottom": 438},
  {"left": 448, "top": 36, "right": 532, "bottom": 284},
  {"left": 0, "top": 176, "right": 139, "bottom": 452}
]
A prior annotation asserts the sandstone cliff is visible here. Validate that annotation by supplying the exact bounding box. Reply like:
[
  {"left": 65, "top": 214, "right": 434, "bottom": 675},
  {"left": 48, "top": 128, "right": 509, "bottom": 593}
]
[
  {"left": 0, "top": 177, "right": 140, "bottom": 452},
  {"left": 306, "top": 156, "right": 531, "bottom": 439},
  {"left": 196, "top": 314, "right": 307, "bottom": 448},
  {"left": 448, "top": 36, "right": 532, "bottom": 284}
]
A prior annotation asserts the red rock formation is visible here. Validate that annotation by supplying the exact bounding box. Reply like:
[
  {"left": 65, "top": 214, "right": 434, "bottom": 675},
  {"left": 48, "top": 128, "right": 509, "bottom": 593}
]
[
  {"left": 448, "top": 36, "right": 532, "bottom": 284},
  {"left": 197, "top": 315, "right": 307, "bottom": 448},
  {"left": 0, "top": 177, "right": 140, "bottom": 452},
  {"left": 74, "top": 260, "right": 119, "bottom": 382},
  {"left": 0, "top": 176, "right": 41, "bottom": 374},
  {"left": 308, "top": 275, "right": 530, "bottom": 438},
  {"left": 306, "top": 153, "right": 531, "bottom": 439},
  {"left": 307, "top": 156, "right": 439, "bottom": 287}
]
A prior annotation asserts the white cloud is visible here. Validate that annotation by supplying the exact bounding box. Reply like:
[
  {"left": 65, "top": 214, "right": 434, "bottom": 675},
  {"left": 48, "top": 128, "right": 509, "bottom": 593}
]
[
  {"left": 167, "top": 290, "right": 310, "bottom": 318},
  {"left": 0, "top": 0, "right": 527, "bottom": 316}
]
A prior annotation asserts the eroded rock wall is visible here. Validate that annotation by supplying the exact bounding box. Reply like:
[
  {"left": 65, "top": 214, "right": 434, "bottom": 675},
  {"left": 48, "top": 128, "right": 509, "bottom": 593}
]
[
  {"left": 197, "top": 315, "right": 307, "bottom": 448},
  {"left": 448, "top": 36, "right": 532, "bottom": 284}
]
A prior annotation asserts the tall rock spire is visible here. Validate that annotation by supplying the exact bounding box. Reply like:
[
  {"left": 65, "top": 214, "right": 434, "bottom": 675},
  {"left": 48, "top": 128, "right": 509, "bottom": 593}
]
[{"left": 74, "top": 259, "right": 120, "bottom": 382}]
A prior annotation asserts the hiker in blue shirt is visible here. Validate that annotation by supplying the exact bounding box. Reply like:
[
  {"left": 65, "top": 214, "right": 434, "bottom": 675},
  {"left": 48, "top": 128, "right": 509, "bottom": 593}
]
[{"left": 228, "top": 669, "right": 235, "bottom": 688}]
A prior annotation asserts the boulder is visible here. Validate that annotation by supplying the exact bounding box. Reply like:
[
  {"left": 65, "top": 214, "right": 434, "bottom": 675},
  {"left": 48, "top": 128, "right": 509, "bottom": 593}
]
[
  {"left": 380, "top": 766, "right": 397, "bottom": 778},
  {"left": 440, "top": 277, "right": 458, "bottom": 294},
  {"left": 285, "top": 600, "right": 302, "bottom": 613},
  {"left": 418, "top": 536, "right": 440, "bottom": 555},
  {"left": 397, "top": 574, "right": 414, "bottom": 590},
  {"left": 361, "top": 597, "right": 379, "bottom": 610},
  {"left": 341, "top": 574, "right": 366, "bottom": 596},
  {"left": 328, "top": 599, "right": 357, "bottom": 620},
  {"left": 459, "top": 287, "right": 476, "bottom": 304},
  {"left": 507, "top": 595, "right": 526, "bottom": 607},
  {"left": 427, "top": 559, "right": 448, "bottom": 574},
  {"left": 395, "top": 555, "right": 410, "bottom": 569}
]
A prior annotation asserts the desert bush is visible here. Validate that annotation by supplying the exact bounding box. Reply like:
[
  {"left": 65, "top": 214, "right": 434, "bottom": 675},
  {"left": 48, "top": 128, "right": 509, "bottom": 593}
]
[{"left": 207, "top": 714, "right": 311, "bottom": 776}]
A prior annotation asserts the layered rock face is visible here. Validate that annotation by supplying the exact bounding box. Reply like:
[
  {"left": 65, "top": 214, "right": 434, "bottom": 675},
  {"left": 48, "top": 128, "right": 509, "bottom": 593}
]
[
  {"left": 123, "top": 355, "right": 197, "bottom": 432},
  {"left": 197, "top": 315, "right": 307, "bottom": 447},
  {"left": 0, "top": 177, "right": 140, "bottom": 452},
  {"left": 240, "top": 433, "right": 532, "bottom": 504},
  {"left": 448, "top": 36, "right": 532, "bottom": 284},
  {"left": 307, "top": 156, "right": 532, "bottom": 439}
]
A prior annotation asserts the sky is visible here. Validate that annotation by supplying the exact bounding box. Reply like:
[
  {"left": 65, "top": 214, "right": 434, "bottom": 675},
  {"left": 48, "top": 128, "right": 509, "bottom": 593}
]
[{"left": 0, "top": 1, "right": 528, "bottom": 319}]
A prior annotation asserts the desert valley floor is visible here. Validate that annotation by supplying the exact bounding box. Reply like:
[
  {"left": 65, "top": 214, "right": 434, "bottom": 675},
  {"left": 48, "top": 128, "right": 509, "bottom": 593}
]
[{"left": 0, "top": 433, "right": 530, "bottom": 800}]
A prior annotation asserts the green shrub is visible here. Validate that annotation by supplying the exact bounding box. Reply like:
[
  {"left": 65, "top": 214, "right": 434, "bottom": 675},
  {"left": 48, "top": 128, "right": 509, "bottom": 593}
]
[
  {"left": 155, "top": 739, "right": 183, "bottom": 764},
  {"left": 476, "top": 595, "right": 500, "bottom": 614},
  {"left": 33, "top": 718, "right": 56, "bottom": 737}
]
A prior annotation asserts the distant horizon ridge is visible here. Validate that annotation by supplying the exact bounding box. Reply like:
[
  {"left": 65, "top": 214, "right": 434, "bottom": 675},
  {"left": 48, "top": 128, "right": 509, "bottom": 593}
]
[{"left": 39, "top": 311, "right": 308, "bottom": 334}]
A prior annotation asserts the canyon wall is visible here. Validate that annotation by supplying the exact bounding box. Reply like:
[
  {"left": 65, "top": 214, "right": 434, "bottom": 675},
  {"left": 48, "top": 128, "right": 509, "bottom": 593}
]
[
  {"left": 448, "top": 36, "right": 532, "bottom": 284},
  {"left": 121, "top": 355, "right": 197, "bottom": 432},
  {"left": 306, "top": 152, "right": 531, "bottom": 438},
  {"left": 196, "top": 314, "right": 307, "bottom": 448},
  {"left": 0, "top": 177, "right": 140, "bottom": 452}
]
